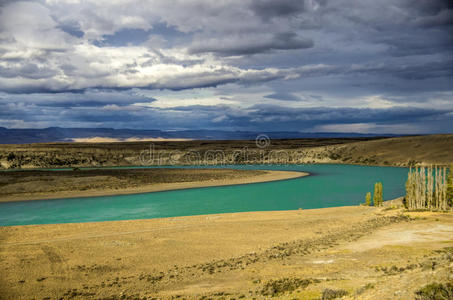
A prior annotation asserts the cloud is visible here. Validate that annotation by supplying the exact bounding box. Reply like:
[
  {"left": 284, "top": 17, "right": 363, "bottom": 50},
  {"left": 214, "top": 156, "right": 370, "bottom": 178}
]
[
  {"left": 3, "top": 98, "right": 451, "bottom": 134},
  {"left": 264, "top": 92, "right": 301, "bottom": 101},
  {"left": 0, "top": 0, "right": 452, "bottom": 132},
  {"left": 250, "top": 0, "right": 306, "bottom": 19},
  {"left": 0, "top": 63, "right": 58, "bottom": 80},
  {"left": 189, "top": 32, "right": 313, "bottom": 56}
]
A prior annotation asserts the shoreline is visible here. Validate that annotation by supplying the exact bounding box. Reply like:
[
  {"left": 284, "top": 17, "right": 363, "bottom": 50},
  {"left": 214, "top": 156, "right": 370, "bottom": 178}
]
[
  {"left": 2, "top": 204, "right": 451, "bottom": 299},
  {"left": 0, "top": 162, "right": 410, "bottom": 172},
  {"left": 0, "top": 170, "right": 308, "bottom": 203}
]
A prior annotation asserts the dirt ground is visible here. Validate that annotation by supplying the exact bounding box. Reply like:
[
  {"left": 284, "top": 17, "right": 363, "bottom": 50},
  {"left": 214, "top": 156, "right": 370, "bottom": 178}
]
[{"left": 0, "top": 201, "right": 452, "bottom": 299}]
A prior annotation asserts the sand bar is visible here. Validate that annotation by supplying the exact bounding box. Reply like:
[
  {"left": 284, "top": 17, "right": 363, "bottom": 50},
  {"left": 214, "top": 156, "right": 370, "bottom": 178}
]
[{"left": 0, "top": 170, "right": 307, "bottom": 202}]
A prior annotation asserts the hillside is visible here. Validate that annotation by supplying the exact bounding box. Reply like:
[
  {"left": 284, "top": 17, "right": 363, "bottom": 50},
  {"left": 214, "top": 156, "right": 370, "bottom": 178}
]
[
  {"left": 0, "top": 137, "right": 376, "bottom": 169},
  {"left": 317, "top": 134, "right": 453, "bottom": 166},
  {"left": 0, "top": 134, "right": 451, "bottom": 169}
]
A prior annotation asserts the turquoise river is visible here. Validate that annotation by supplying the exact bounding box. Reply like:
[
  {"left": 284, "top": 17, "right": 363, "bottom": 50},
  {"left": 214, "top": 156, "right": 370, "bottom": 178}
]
[{"left": 0, "top": 164, "right": 408, "bottom": 226}]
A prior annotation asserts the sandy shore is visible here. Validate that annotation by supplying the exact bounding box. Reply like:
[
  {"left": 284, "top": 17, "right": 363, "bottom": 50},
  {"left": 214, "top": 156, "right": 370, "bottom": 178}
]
[
  {"left": 0, "top": 170, "right": 307, "bottom": 202},
  {"left": 1, "top": 202, "right": 451, "bottom": 299}
]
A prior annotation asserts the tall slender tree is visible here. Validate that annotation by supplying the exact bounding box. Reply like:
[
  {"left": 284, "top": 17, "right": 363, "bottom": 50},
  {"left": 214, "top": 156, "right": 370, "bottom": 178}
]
[
  {"left": 441, "top": 167, "right": 448, "bottom": 210},
  {"left": 379, "top": 182, "right": 383, "bottom": 206},
  {"left": 427, "top": 165, "right": 433, "bottom": 209},
  {"left": 447, "top": 164, "right": 453, "bottom": 207},
  {"left": 405, "top": 165, "right": 451, "bottom": 211},
  {"left": 365, "top": 192, "right": 371, "bottom": 206},
  {"left": 373, "top": 183, "right": 379, "bottom": 206},
  {"left": 373, "top": 182, "right": 383, "bottom": 206},
  {"left": 405, "top": 167, "right": 415, "bottom": 209}
]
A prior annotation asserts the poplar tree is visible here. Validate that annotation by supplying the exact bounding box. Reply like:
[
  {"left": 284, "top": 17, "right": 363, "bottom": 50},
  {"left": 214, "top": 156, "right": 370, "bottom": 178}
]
[
  {"left": 441, "top": 167, "right": 448, "bottom": 210},
  {"left": 365, "top": 192, "right": 371, "bottom": 206},
  {"left": 405, "top": 167, "right": 415, "bottom": 209},
  {"left": 447, "top": 164, "right": 453, "bottom": 207},
  {"left": 405, "top": 165, "right": 451, "bottom": 211},
  {"left": 373, "top": 183, "right": 379, "bottom": 206},
  {"left": 378, "top": 182, "right": 383, "bottom": 206},
  {"left": 373, "top": 182, "right": 383, "bottom": 206},
  {"left": 427, "top": 165, "right": 433, "bottom": 209}
]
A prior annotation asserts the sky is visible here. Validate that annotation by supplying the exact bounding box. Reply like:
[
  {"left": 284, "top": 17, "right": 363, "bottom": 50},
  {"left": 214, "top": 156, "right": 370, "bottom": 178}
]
[{"left": 0, "top": 0, "right": 452, "bottom": 134}]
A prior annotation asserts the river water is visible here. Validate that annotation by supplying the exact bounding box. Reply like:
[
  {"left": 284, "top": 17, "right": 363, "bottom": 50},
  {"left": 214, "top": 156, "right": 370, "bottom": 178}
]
[{"left": 0, "top": 164, "right": 408, "bottom": 226}]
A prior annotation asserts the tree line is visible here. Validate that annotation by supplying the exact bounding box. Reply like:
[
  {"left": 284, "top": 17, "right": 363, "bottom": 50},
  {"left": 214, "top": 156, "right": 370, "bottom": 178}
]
[
  {"left": 404, "top": 165, "right": 453, "bottom": 211},
  {"left": 364, "top": 182, "right": 383, "bottom": 206}
]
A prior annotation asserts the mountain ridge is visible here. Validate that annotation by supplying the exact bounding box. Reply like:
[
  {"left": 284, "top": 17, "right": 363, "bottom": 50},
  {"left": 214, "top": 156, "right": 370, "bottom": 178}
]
[{"left": 0, "top": 127, "right": 404, "bottom": 144}]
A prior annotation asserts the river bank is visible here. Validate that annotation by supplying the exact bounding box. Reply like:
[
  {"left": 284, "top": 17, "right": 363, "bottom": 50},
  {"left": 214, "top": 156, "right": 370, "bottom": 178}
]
[
  {"left": 0, "top": 169, "right": 307, "bottom": 202},
  {"left": 0, "top": 201, "right": 452, "bottom": 299}
]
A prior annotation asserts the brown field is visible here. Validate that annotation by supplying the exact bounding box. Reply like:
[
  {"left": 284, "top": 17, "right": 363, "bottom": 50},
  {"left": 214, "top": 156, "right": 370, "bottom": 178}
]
[
  {"left": 0, "top": 168, "right": 305, "bottom": 202},
  {"left": 321, "top": 134, "right": 453, "bottom": 166},
  {"left": 0, "top": 200, "right": 452, "bottom": 299},
  {"left": 1, "top": 134, "right": 452, "bottom": 299},
  {"left": 1, "top": 134, "right": 452, "bottom": 169},
  {"left": 0, "top": 136, "right": 376, "bottom": 170}
]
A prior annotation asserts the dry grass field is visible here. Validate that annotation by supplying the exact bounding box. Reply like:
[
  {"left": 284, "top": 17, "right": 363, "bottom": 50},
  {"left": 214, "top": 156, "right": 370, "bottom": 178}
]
[
  {"left": 0, "top": 137, "right": 376, "bottom": 169},
  {"left": 1, "top": 134, "right": 452, "bottom": 169},
  {"left": 0, "top": 201, "right": 452, "bottom": 299},
  {"left": 319, "top": 134, "right": 453, "bottom": 166}
]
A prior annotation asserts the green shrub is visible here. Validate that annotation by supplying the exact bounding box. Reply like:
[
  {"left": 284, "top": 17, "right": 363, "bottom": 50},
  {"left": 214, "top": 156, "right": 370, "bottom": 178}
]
[
  {"left": 321, "top": 288, "right": 348, "bottom": 299},
  {"left": 260, "top": 278, "right": 315, "bottom": 296},
  {"left": 415, "top": 281, "right": 453, "bottom": 300}
]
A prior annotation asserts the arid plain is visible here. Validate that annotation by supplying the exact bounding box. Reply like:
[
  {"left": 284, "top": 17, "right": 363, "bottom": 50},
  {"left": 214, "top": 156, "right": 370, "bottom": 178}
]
[{"left": 0, "top": 135, "right": 452, "bottom": 299}]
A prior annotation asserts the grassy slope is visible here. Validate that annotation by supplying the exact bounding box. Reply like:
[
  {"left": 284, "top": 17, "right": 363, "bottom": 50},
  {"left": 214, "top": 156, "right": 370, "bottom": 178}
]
[
  {"left": 320, "top": 134, "right": 453, "bottom": 166},
  {"left": 1, "top": 134, "right": 452, "bottom": 169},
  {"left": 0, "top": 137, "right": 375, "bottom": 169}
]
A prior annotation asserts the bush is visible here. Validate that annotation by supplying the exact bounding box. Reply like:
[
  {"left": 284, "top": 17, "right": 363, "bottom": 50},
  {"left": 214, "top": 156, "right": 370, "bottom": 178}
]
[
  {"left": 260, "top": 278, "right": 315, "bottom": 296},
  {"left": 321, "top": 288, "right": 348, "bottom": 300},
  {"left": 7, "top": 152, "right": 15, "bottom": 161},
  {"left": 415, "top": 282, "right": 453, "bottom": 300}
]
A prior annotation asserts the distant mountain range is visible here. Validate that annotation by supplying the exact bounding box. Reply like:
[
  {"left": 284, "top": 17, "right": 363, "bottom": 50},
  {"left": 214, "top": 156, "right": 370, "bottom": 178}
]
[{"left": 0, "top": 127, "right": 404, "bottom": 144}]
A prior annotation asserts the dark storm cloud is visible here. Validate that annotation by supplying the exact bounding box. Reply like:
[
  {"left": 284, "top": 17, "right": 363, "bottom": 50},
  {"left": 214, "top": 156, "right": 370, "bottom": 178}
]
[
  {"left": 250, "top": 0, "right": 306, "bottom": 19},
  {"left": 348, "top": 60, "right": 453, "bottom": 81},
  {"left": 116, "top": 104, "right": 453, "bottom": 132},
  {"left": 0, "top": 0, "right": 452, "bottom": 133},
  {"left": 247, "top": 105, "right": 452, "bottom": 126},
  {"left": 406, "top": 0, "right": 453, "bottom": 17},
  {"left": 35, "top": 101, "right": 119, "bottom": 108},
  {"left": 189, "top": 32, "right": 313, "bottom": 56},
  {"left": 1, "top": 94, "right": 452, "bottom": 133}
]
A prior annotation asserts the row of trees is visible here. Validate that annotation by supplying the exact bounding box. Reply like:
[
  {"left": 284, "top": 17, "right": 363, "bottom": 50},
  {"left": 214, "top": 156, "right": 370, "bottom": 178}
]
[
  {"left": 364, "top": 182, "right": 383, "bottom": 206},
  {"left": 405, "top": 165, "right": 453, "bottom": 211}
]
